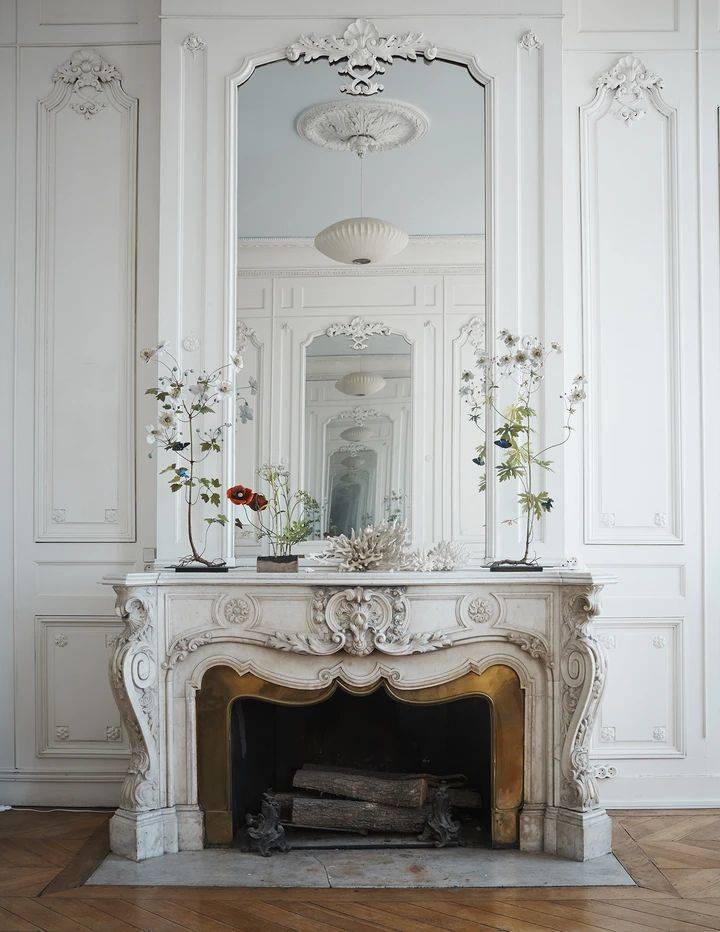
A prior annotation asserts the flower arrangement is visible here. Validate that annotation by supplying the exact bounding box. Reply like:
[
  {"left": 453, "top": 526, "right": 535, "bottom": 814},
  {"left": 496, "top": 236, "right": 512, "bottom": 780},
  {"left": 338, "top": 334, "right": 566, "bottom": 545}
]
[
  {"left": 227, "top": 463, "right": 318, "bottom": 559},
  {"left": 460, "top": 330, "right": 586, "bottom": 567},
  {"left": 143, "top": 341, "right": 256, "bottom": 568}
]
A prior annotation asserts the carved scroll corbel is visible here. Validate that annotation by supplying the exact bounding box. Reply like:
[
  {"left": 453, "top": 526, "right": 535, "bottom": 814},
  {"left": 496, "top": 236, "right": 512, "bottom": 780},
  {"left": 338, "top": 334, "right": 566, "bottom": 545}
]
[
  {"left": 559, "top": 586, "right": 607, "bottom": 810},
  {"left": 110, "top": 586, "right": 160, "bottom": 811}
]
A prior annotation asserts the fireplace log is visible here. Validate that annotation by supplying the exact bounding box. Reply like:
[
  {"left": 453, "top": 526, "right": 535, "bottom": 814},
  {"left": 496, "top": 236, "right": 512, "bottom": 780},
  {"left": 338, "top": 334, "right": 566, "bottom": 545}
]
[
  {"left": 293, "top": 767, "right": 428, "bottom": 808},
  {"left": 303, "top": 763, "right": 468, "bottom": 786},
  {"left": 291, "top": 796, "right": 428, "bottom": 833}
]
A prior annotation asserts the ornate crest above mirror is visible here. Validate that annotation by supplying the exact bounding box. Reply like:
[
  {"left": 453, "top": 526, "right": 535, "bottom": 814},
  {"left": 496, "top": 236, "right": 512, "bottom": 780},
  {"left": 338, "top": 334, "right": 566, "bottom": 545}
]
[{"left": 232, "top": 20, "right": 488, "bottom": 560}]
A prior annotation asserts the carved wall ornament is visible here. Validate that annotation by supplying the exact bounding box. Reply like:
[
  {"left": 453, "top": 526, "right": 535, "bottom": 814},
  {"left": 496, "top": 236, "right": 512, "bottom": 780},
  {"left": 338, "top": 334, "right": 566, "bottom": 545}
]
[
  {"left": 595, "top": 56, "right": 664, "bottom": 126},
  {"left": 53, "top": 48, "right": 122, "bottom": 119},
  {"left": 55, "top": 725, "right": 70, "bottom": 741},
  {"left": 653, "top": 726, "right": 667, "bottom": 742},
  {"left": 286, "top": 18, "right": 437, "bottom": 97},
  {"left": 600, "top": 513, "right": 616, "bottom": 528},
  {"left": 54, "top": 634, "right": 68, "bottom": 648},
  {"left": 265, "top": 586, "right": 451, "bottom": 656},
  {"left": 600, "top": 725, "right": 616, "bottom": 743},
  {"left": 599, "top": 634, "right": 616, "bottom": 650},
  {"left": 296, "top": 99, "right": 430, "bottom": 157},
  {"left": 654, "top": 512, "right": 669, "bottom": 528},
  {"left": 51, "top": 508, "right": 66, "bottom": 524},
  {"left": 652, "top": 635, "right": 666, "bottom": 649},
  {"left": 182, "top": 334, "right": 200, "bottom": 352},
  {"left": 594, "top": 764, "right": 617, "bottom": 780},
  {"left": 110, "top": 587, "right": 159, "bottom": 811},
  {"left": 519, "top": 31, "right": 542, "bottom": 51},
  {"left": 336, "top": 406, "right": 380, "bottom": 426},
  {"left": 326, "top": 317, "right": 391, "bottom": 351},
  {"left": 559, "top": 587, "right": 608, "bottom": 810},
  {"left": 183, "top": 34, "right": 207, "bottom": 56},
  {"left": 104, "top": 508, "right": 119, "bottom": 524},
  {"left": 106, "top": 725, "right": 122, "bottom": 742}
]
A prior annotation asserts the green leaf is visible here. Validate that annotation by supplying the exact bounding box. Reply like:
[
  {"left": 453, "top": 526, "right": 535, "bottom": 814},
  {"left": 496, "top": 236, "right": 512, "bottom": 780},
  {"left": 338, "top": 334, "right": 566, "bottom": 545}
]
[
  {"left": 160, "top": 464, "right": 176, "bottom": 474},
  {"left": 169, "top": 483, "right": 182, "bottom": 492}
]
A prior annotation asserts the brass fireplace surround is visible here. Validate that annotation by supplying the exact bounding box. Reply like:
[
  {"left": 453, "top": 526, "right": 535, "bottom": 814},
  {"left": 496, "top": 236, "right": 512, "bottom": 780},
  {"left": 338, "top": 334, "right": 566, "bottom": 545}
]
[{"left": 196, "top": 664, "right": 524, "bottom": 847}]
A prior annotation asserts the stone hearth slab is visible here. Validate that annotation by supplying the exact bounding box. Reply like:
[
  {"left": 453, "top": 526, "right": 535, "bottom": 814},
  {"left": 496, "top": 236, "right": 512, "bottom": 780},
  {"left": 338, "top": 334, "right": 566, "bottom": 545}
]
[{"left": 88, "top": 848, "right": 634, "bottom": 888}]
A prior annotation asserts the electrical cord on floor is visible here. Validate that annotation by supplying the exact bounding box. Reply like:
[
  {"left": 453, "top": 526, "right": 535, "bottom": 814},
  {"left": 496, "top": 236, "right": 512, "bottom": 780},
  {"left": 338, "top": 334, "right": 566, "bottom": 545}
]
[{"left": 2, "top": 806, "right": 113, "bottom": 813}]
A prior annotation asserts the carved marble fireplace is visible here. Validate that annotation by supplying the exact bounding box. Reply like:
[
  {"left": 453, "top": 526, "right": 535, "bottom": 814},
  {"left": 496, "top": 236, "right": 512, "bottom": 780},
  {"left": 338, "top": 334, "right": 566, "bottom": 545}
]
[{"left": 106, "top": 569, "right": 613, "bottom": 862}]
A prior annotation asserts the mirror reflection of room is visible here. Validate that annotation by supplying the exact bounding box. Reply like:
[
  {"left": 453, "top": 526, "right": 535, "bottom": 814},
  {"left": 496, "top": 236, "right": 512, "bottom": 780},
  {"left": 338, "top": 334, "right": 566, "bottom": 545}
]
[
  {"left": 235, "top": 54, "right": 486, "bottom": 555},
  {"left": 304, "top": 332, "right": 412, "bottom": 538}
]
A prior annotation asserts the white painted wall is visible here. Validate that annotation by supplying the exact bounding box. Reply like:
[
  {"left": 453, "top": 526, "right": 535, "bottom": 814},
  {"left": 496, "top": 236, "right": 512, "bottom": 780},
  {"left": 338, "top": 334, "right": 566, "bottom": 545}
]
[{"left": 1, "top": 0, "right": 718, "bottom": 811}]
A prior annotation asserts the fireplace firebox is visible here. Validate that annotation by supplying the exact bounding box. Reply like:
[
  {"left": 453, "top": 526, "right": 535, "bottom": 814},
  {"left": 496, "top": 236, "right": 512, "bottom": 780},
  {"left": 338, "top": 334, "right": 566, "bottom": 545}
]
[{"left": 196, "top": 665, "right": 524, "bottom": 849}]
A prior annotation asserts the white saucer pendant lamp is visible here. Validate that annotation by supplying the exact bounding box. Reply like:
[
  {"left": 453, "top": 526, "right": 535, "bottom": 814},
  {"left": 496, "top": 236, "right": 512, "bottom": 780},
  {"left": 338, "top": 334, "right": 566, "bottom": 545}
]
[
  {"left": 336, "top": 371, "right": 386, "bottom": 397},
  {"left": 315, "top": 217, "right": 408, "bottom": 266}
]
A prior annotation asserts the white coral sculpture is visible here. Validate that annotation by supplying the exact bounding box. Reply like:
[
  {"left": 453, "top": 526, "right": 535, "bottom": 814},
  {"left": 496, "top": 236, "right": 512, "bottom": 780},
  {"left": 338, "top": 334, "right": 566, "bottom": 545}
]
[
  {"left": 318, "top": 521, "right": 417, "bottom": 572},
  {"left": 426, "top": 540, "right": 469, "bottom": 571}
]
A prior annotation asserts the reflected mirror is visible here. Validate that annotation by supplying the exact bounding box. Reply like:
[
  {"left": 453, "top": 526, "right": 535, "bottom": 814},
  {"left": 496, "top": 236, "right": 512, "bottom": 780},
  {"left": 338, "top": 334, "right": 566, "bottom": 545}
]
[
  {"left": 234, "top": 39, "right": 486, "bottom": 555},
  {"left": 304, "top": 332, "right": 412, "bottom": 537}
]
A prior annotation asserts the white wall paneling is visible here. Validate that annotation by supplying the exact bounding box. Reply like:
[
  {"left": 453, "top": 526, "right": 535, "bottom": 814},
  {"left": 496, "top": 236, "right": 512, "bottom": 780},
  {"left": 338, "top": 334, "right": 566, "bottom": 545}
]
[
  {"left": 580, "top": 55, "right": 682, "bottom": 546},
  {"left": 564, "top": 0, "right": 715, "bottom": 807},
  {"left": 2, "top": 2, "right": 160, "bottom": 804},
  {"left": 35, "top": 48, "right": 137, "bottom": 543},
  {"left": 35, "top": 616, "right": 128, "bottom": 758},
  {"left": 591, "top": 619, "right": 684, "bottom": 758}
]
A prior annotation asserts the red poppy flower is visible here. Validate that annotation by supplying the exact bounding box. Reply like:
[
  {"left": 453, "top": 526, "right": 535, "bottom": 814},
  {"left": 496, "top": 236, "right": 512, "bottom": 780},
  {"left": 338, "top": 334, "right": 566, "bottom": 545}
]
[
  {"left": 248, "top": 493, "right": 269, "bottom": 512},
  {"left": 226, "top": 484, "right": 254, "bottom": 506}
]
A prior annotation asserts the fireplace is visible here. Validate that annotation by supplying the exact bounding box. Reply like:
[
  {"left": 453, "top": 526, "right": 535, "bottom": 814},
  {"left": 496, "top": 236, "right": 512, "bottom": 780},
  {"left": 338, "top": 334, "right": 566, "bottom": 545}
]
[
  {"left": 106, "top": 571, "right": 614, "bottom": 862},
  {"left": 196, "top": 665, "right": 524, "bottom": 850}
]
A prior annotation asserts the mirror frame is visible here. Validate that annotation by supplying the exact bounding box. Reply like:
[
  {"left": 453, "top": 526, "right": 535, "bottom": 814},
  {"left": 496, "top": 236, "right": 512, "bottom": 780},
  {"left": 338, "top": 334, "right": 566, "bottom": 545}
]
[{"left": 225, "top": 33, "right": 495, "bottom": 562}]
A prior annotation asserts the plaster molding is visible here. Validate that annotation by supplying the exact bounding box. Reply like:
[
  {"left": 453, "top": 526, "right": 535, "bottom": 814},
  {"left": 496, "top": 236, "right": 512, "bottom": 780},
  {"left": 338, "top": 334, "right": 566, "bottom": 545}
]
[
  {"left": 326, "top": 316, "right": 391, "bottom": 351},
  {"left": 519, "top": 31, "right": 542, "bottom": 51},
  {"left": 286, "top": 18, "right": 437, "bottom": 97},
  {"left": 595, "top": 56, "right": 663, "bottom": 126},
  {"left": 296, "top": 99, "right": 429, "bottom": 156}
]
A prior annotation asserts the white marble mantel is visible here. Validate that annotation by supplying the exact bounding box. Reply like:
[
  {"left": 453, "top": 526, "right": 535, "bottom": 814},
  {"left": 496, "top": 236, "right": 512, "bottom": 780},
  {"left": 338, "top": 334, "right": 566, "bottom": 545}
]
[{"left": 105, "top": 568, "right": 614, "bottom": 862}]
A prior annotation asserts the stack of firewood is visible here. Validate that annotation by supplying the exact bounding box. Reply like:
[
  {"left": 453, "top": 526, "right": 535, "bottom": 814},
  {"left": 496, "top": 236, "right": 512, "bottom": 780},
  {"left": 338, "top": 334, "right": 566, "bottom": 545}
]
[{"left": 274, "top": 764, "right": 481, "bottom": 836}]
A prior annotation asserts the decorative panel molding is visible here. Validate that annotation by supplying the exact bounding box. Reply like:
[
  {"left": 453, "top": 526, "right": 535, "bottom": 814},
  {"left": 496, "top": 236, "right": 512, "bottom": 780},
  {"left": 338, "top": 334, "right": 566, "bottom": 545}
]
[
  {"left": 35, "top": 49, "right": 137, "bottom": 542},
  {"left": 35, "top": 616, "right": 129, "bottom": 758},
  {"left": 591, "top": 619, "right": 684, "bottom": 758},
  {"left": 277, "top": 275, "right": 442, "bottom": 316},
  {"left": 449, "top": 316, "right": 486, "bottom": 550},
  {"left": 578, "top": 0, "right": 678, "bottom": 34},
  {"left": 580, "top": 57, "right": 682, "bottom": 544}
]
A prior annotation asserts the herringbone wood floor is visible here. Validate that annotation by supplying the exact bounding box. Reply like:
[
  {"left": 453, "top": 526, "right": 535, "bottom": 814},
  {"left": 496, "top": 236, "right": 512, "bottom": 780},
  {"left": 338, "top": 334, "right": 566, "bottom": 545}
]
[{"left": 1, "top": 809, "right": 720, "bottom": 930}]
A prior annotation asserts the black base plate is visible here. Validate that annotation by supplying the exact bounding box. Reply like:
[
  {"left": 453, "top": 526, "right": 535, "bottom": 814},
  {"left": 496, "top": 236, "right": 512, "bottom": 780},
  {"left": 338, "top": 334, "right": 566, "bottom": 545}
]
[
  {"left": 172, "top": 565, "right": 229, "bottom": 573},
  {"left": 489, "top": 564, "right": 543, "bottom": 572}
]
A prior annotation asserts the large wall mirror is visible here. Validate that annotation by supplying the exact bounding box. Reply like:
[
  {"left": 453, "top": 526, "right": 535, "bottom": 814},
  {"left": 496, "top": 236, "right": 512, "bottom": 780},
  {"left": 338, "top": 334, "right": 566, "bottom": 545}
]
[{"left": 232, "top": 28, "right": 488, "bottom": 557}]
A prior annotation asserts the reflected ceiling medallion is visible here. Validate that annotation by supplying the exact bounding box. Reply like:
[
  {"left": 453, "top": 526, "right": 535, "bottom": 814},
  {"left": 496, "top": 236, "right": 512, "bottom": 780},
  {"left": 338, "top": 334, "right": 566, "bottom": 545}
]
[
  {"left": 341, "top": 426, "right": 374, "bottom": 442},
  {"left": 298, "top": 98, "right": 427, "bottom": 265},
  {"left": 336, "top": 371, "right": 387, "bottom": 397},
  {"left": 296, "top": 100, "right": 430, "bottom": 157}
]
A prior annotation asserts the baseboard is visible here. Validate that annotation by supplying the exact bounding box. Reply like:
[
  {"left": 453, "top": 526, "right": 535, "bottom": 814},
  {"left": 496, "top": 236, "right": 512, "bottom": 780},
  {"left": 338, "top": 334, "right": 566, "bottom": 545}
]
[
  {"left": 605, "top": 799, "right": 720, "bottom": 809},
  {"left": 0, "top": 770, "right": 122, "bottom": 806}
]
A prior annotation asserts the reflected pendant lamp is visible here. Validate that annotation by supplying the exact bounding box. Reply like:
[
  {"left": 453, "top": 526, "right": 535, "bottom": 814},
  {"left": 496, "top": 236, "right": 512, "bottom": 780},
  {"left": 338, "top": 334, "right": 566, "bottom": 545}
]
[
  {"left": 336, "top": 371, "right": 386, "bottom": 397},
  {"left": 314, "top": 151, "right": 408, "bottom": 266}
]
